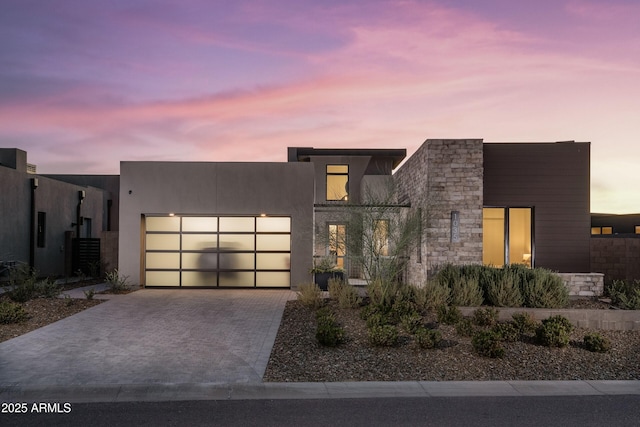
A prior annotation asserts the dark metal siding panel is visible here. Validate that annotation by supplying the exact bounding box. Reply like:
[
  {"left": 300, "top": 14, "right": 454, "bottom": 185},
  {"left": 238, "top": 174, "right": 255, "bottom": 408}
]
[{"left": 483, "top": 143, "right": 591, "bottom": 272}]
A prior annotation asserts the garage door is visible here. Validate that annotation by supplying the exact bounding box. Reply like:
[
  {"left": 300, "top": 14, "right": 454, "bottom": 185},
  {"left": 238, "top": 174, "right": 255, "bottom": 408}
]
[{"left": 144, "top": 215, "right": 291, "bottom": 288}]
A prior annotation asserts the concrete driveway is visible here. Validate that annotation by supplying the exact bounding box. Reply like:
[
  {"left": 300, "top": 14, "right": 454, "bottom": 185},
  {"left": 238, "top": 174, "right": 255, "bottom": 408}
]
[{"left": 0, "top": 289, "right": 295, "bottom": 387}]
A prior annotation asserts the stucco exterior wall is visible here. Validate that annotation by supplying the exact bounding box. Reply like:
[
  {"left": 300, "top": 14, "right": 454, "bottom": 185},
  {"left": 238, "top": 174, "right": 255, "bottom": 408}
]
[
  {"left": 394, "top": 139, "right": 484, "bottom": 284},
  {"left": 0, "top": 165, "right": 104, "bottom": 277},
  {"left": 119, "top": 161, "right": 314, "bottom": 288}
]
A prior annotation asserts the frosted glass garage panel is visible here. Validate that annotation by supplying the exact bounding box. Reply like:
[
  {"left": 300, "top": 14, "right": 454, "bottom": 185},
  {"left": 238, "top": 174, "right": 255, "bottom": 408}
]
[
  {"left": 182, "top": 234, "right": 218, "bottom": 251},
  {"left": 182, "top": 217, "right": 217, "bottom": 232},
  {"left": 146, "top": 252, "right": 180, "bottom": 269},
  {"left": 146, "top": 234, "right": 180, "bottom": 251},
  {"left": 256, "top": 253, "right": 290, "bottom": 270},
  {"left": 219, "top": 217, "right": 255, "bottom": 232},
  {"left": 256, "top": 217, "right": 290, "bottom": 232},
  {"left": 146, "top": 216, "right": 180, "bottom": 232},
  {"left": 182, "top": 252, "right": 219, "bottom": 270},
  {"left": 219, "top": 253, "right": 254, "bottom": 270},
  {"left": 256, "top": 234, "right": 290, "bottom": 251},
  {"left": 182, "top": 271, "right": 218, "bottom": 287},
  {"left": 219, "top": 271, "right": 255, "bottom": 287},
  {"left": 146, "top": 271, "right": 180, "bottom": 286},
  {"left": 219, "top": 234, "right": 254, "bottom": 251},
  {"left": 256, "top": 272, "right": 290, "bottom": 287}
]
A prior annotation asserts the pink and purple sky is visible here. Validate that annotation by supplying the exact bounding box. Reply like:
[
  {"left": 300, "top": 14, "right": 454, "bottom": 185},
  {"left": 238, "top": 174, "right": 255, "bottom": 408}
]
[{"left": 1, "top": 0, "right": 638, "bottom": 213}]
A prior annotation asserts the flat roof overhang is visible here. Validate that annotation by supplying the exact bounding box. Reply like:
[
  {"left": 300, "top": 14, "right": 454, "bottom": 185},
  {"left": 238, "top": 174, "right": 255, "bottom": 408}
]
[{"left": 288, "top": 147, "right": 407, "bottom": 169}]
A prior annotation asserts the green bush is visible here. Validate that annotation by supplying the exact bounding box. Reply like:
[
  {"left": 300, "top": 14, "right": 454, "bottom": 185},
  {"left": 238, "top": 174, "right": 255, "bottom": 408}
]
[
  {"left": 327, "top": 276, "right": 345, "bottom": 299},
  {"left": 37, "top": 278, "right": 61, "bottom": 298},
  {"left": 606, "top": 280, "right": 640, "bottom": 310},
  {"left": 511, "top": 312, "right": 538, "bottom": 336},
  {"left": 486, "top": 268, "right": 524, "bottom": 307},
  {"left": 413, "top": 280, "right": 451, "bottom": 311},
  {"left": 105, "top": 269, "right": 131, "bottom": 294},
  {"left": 0, "top": 300, "right": 30, "bottom": 324},
  {"left": 522, "top": 269, "right": 568, "bottom": 308},
  {"left": 472, "top": 330, "right": 505, "bottom": 358},
  {"left": 472, "top": 307, "right": 499, "bottom": 327},
  {"left": 536, "top": 315, "right": 574, "bottom": 347},
  {"left": 366, "top": 311, "right": 393, "bottom": 328},
  {"left": 450, "top": 275, "right": 484, "bottom": 307},
  {"left": 583, "top": 332, "right": 611, "bottom": 353},
  {"left": 366, "top": 280, "right": 400, "bottom": 312},
  {"left": 415, "top": 327, "right": 441, "bottom": 349},
  {"left": 436, "top": 305, "right": 462, "bottom": 325},
  {"left": 338, "top": 284, "right": 362, "bottom": 309},
  {"left": 455, "top": 318, "right": 476, "bottom": 337},
  {"left": 400, "top": 312, "right": 423, "bottom": 334},
  {"left": 315, "top": 308, "right": 345, "bottom": 347},
  {"left": 492, "top": 322, "right": 520, "bottom": 342},
  {"left": 368, "top": 324, "right": 399, "bottom": 347},
  {"left": 7, "top": 264, "right": 38, "bottom": 303},
  {"left": 297, "top": 283, "right": 324, "bottom": 309}
]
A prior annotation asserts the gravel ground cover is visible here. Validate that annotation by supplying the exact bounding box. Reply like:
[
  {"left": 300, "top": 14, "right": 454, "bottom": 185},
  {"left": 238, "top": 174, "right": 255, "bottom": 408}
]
[{"left": 263, "top": 298, "right": 640, "bottom": 382}]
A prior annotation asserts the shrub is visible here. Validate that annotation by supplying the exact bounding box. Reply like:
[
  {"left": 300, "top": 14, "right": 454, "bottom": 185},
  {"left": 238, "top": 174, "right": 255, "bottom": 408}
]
[
  {"left": 368, "top": 324, "right": 399, "bottom": 347},
  {"left": 522, "top": 269, "right": 568, "bottom": 308},
  {"left": 455, "top": 318, "right": 476, "bottom": 337},
  {"left": 37, "top": 278, "right": 61, "bottom": 298},
  {"left": 105, "top": 269, "right": 132, "bottom": 294},
  {"left": 337, "top": 284, "right": 362, "bottom": 309},
  {"left": 583, "top": 332, "right": 611, "bottom": 353},
  {"left": 366, "top": 280, "right": 400, "bottom": 312},
  {"left": 413, "top": 280, "right": 451, "bottom": 311},
  {"left": 297, "top": 283, "right": 324, "bottom": 309},
  {"left": 366, "top": 311, "right": 393, "bottom": 328},
  {"left": 0, "top": 300, "right": 30, "bottom": 324},
  {"left": 606, "top": 280, "right": 640, "bottom": 310},
  {"left": 436, "top": 305, "right": 462, "bottom": 325},
  {"left": 84, "top": 288, "right": 96, "bottom": 300},
  {"left": 486, "top": 268, "right": 524, "bottom": 307},
  {"left": 536, "top": 315, "right": 574, "bottom": 347},
  {"left": 450, "top": 275, "right": 483, "bottom": 307},
  {"left": 472, "top": 307, "right": 499, "bottom": 327},
  {"left": 492, "top": 322, "right": 520, "bottom": 343},
  {"left": 511, "top": 312, "right": 538, "bottom": 336},
  {"left": 327, "top": 276, "right": 346, "bottom": 299},
  {"left": 415, "top": 327, "right": 441, "bottom": 349},
  {"left": 7, "top": 264, "right": 38, "bottom": 303},
  {"left": 400, "top": 312, "right": 423, "bottom": 334},
  {"left": 315, "top": 308, "right": 345, "bottom": 347},
  {"left": 472, "top": 330, "right": 505, "bottom": 358}
]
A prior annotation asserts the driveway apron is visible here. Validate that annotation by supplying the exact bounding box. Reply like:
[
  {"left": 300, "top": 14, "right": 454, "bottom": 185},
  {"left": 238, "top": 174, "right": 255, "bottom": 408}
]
[{"left": 0, "top": 289, "right": 295, "bottom": 386}]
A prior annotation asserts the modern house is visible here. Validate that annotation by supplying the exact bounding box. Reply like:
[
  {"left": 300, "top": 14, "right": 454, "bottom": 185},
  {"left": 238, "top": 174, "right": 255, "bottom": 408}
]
[{"left": 3, "top": 139, "right": 629, "bottom": 291}]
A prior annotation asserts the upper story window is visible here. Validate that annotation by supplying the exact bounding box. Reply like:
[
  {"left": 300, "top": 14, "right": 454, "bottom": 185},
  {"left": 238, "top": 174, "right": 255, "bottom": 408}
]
[
  {"left": 326, "top": 165, "right": 349, "bottom": 201},
  {"left": 635, "top": 226, "right": 640, "bottom": 234}
]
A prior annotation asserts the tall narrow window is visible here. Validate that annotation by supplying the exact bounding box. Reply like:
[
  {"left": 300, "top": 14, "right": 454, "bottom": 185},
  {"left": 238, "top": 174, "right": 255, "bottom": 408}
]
[
  {"left": 326, "top": 165, "right": 348, "bottom": 201},
  {"left": 328, "top": 224, "right": 346, "bottom": 269},
  {"left": 374, "top": 219, "right": 389, "bottom": 257},
  {"left": 37, "top": 212, "right": 46, "bottom": 248},
  {"left": 483, "top": 207, "right": 533, "bottom": 267}
]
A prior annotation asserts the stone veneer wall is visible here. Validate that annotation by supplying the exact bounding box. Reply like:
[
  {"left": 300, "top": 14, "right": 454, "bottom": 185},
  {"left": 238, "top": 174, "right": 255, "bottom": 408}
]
[
  {"left": 394, "top": 139, "right": 484, "bottom": 284},
  {"left": 591, "top": 237, "right": 640, "bottom": 283},
  {"left": 558, "top": 273, "right": 604, "bottom": 297}
]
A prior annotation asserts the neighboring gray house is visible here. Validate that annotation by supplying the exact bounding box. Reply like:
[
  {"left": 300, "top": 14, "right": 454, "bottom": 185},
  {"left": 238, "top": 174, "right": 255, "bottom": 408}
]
[{"left": 0, "top": 148, "right": 111, "bottom": 277}]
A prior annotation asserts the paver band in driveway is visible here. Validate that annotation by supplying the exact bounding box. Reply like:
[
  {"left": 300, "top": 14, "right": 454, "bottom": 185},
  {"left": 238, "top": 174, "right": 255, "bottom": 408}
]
[{"left": 0, "top": 289, "right": 295, "bottom": 387}]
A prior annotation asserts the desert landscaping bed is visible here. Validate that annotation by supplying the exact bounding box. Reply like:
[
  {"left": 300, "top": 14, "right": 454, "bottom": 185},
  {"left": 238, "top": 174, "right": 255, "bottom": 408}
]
[{"left": 263, "top": 299, "right": 640, "bottom": 382}]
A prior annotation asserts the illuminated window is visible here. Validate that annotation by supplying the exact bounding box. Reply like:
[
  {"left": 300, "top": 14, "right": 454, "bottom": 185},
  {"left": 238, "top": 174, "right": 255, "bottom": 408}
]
[
  {"left": 602, "top": 227, "right": 613, "bottom": 235},
  {"left": 636, "top": 226, "right": 640, "bottom": 234},
  {"left": 374, "top": 219, "right": 389, "bottom": 257},
  {"left": 326, "top": 165, "right": 348, "bottom": 201},
  {"left": 483, "top": 207, "right": 533, "bottom": 267},
  {"left": 591, "top": 227, "right": 601, "bottom": 235},
  {"left": 592, "top": 226, "right": 612, "bottom": 235},
  {"left": 328, "top": 224, "right": 346, "bottom": 269}
]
